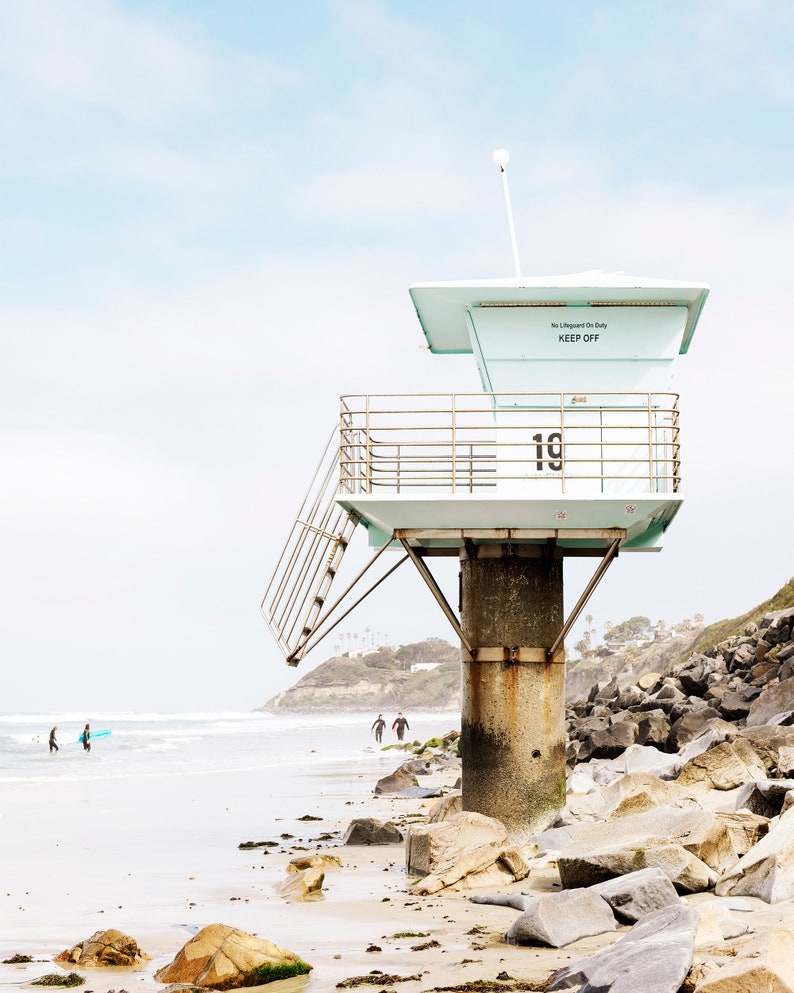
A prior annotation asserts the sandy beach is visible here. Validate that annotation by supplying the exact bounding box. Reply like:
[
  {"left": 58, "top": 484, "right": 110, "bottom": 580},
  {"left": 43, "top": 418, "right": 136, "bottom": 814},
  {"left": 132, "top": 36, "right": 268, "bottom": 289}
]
[
  {"left": 4, "top": 711, "right": 792, "bottom": 993},
  {"left": 0, "top": 712, "right": 581, "bottom": 993}
]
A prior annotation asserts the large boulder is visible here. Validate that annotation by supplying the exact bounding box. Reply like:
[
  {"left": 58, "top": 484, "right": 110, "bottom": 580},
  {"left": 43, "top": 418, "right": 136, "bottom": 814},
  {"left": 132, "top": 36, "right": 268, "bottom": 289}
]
[
  {"left": 599, "top": 772, "right": 683, "bottom": 820},
  {"left": 745, "top": 677, "right": 794, "bottom": 726},
  {"left": 590, "top": 867, "right": 681, "bottom": 923},
  {"left": 716, "top": 805, "right": 794, "bottom": 903},
  {"left": 406, "top": 810, "right": 507, "bottom": 876},
  {"left": 694, "top": 924, "right": 794, "bottom": 992},
  {"left": 547, "top": 904, "right": 699, "bottom": 993},
  {"left": 676, "top": 739, "right": 767, "bottom": 790},
  {"left": 55, "top": 929, "right": 149, "bottom": 967},
  {"left": 154, "top": 924, "right": 310, "bottom": 989},
  {"left": 504, "top": 889, "right": 617, "bottom": 947},
  {"left": 558, "top": 803, "right": 731, "bottom": 892}
]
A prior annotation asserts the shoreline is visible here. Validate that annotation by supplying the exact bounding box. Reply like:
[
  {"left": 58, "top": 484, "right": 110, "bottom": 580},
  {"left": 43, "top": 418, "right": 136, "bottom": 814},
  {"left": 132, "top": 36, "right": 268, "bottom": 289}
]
[{"left": 0, "top": 719, "right": 611, "bottom": 993}]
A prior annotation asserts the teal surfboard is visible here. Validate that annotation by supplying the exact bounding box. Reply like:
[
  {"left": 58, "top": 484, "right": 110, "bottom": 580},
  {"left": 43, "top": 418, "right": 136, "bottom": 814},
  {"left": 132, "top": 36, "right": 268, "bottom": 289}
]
[{"left": 76, "top": 729, "right": 112, "bottom": 743}]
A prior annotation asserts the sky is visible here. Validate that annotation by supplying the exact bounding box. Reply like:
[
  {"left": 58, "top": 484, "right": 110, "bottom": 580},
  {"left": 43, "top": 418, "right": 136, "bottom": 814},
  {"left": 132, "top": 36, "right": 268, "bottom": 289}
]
[{"left": 3, "top": 0, "right": 794, "bottom": 713}]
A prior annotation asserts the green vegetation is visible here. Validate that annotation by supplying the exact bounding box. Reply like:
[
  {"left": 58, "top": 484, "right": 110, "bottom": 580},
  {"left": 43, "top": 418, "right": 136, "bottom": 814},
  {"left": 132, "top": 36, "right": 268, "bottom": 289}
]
[
  {"left": 336, "top": 973, "right": 424, "bottom": 988},
  {"left": 3, "top": 955, "right": 33, "bottom": 964},
  {"left": 240, "top": 961, "right": 312, "bottom": 986},
  {"left": 31, "top": 974, "right": 85, "bottom": 987},
  {"left": 238, "top": 840, "right": 278, "bottom": 849},
  {"left": 260, "top": 638, "right": 462, "bottom": 712},
  {"left": 384, "top": 932, "right": 428, "bottom": 940},
  {"left": 689, "top": 576, "right": 794, "bottom": 656}
]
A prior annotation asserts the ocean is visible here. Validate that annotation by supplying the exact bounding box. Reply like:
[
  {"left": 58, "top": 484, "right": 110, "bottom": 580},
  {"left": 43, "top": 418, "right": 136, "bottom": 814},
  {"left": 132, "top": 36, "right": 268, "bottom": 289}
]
[{"left": 0, "top": 711, "right": 460, "bottom": 989}]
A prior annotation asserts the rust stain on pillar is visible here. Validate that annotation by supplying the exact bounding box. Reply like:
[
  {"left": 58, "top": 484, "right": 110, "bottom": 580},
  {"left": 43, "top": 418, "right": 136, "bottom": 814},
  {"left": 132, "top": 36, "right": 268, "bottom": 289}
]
[{"left": 460, "top": 544, "right": 566, "bottom": 839}]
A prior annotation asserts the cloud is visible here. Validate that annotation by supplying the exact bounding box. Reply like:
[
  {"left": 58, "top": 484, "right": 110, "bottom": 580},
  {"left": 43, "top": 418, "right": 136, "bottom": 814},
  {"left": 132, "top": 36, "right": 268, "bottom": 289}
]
[{"left": 0, "top": 0, "right": 212, "bottom": 124}]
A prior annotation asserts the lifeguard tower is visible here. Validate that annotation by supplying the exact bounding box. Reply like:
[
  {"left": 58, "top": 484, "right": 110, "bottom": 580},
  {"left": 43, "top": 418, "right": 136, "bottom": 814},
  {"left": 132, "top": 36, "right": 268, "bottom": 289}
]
[{"left": 262, "top": 155, "right": 708, "bottom": 836}]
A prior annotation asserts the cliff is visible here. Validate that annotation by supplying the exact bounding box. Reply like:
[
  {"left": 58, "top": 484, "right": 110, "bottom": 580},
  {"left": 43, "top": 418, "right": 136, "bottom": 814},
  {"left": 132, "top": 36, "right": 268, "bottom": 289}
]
[{"left": 260, "top": 578, "right": 794, "bottom": 713}]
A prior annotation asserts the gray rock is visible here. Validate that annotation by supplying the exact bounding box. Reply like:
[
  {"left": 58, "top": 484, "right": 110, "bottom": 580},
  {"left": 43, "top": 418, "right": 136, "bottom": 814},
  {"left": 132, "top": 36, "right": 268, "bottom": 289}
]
[
  {"left": 668, "top": 708, "right": 722, "bottom": 750},
  {"left": 547, "top": 904, "right": 699, "bottom": 993},
  {"left": 590, "top": 867, "right": 681, "bottom": 922},
  {"left": 558, "top": 803, "right": 733, "bottom": 891},
  {"left": 716, "top": 805, "right": 794, "bottom": 903},
  {"left": 746, "top": 677, "right": 794, "bottom": 726},
  {"left": 735, "top": 778, "right": 794, "bottom": 818},
  {"left": 343, "top": 818, "right": 403, "bottom": 845},
  {"left": 374, "top": 766, "right": 418, "bottom": 794},
  {"left": 505, "top": 888, "right": 617, "bottom": 947}
]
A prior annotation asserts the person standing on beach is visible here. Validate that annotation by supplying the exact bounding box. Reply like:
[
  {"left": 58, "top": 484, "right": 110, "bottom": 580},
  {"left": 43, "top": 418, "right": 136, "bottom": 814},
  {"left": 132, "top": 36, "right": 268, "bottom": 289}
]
[
  {"left": 392, "top": 712, "right": 409, "bottom": 741},
  {"left": 81, "top": 723, "right": 91, "bottom": 752},
  {"left": 49, "top": 726, "right": 59, "bottom": 753},
  {"left": 371, "top": 714, "right": 386, "bottom": 744}
]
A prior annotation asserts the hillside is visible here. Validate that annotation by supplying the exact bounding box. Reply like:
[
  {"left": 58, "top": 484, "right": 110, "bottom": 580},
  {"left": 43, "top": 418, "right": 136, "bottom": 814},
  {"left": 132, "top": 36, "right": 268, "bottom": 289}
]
[{"left": 259, "top": 577, "right": 794, "bottom": 713}]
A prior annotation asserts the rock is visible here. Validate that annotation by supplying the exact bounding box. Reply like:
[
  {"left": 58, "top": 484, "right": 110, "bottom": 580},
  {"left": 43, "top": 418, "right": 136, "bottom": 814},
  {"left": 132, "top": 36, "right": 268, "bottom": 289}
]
[
  {"left": 734, "top": 779, "right": 794, "bottom": 818},
  {"left": 406, "top": 810, "right": 507, "bottom": 876},
  {"left": 343, "top": 818, "right": 403, "bottom": 845},
  {"left": 718, "top": 687, "right": 759, "bottom": 721},
  {"left": 410, "top": 842, "right": 527, "bottom": 895},
  {"left": 154, "top": 924, "right": 310, "bottom": 989},
  {"left": 505, "top": 889, "right": 617, "bottom": 947},
  {"left": 713, "top": 811, "right": 769, "bottom": 862},
  {"left": 277, "top": 866, "right": 324, "bottom": 901},
  {"left": 624, "top": 744, "right": 680, "bottom": 778},
  {"left": 426, "top": 792, "right": 462, "bottom": 823},
  {"left": 746, "top": 677, "right": 794, "bottom": 726},
  {"left": 557, "top": 804, "right": 723, "bottom": 892},
  {"left": 398, "top": 759, "right": 433, "bottom": 776},
  {"left": 716, "top": 806, "right": 794, "bottom": 903},
  {"left": 779, "top": 746, "right": 794, "bottom": 777},
  {"left": 590, "top": 867, "right": 681, "bottom": 923},
  {"left": 676, "top": 739, "right": 767, "bottom": 791},
  {"left": 634, "top": 710, "right": 672, "bottom": 749},
  {"left": 677, "top": 718, "right": 739, "bottom": 765},
  {"left": 584, "top": 718, "right": 639, "bottom": 759},
  {"left": 680, "top": 961, "right": 722, "bottom": 992},
  {"left": 694, "top": 924, "right": 794, "bottom": 992},
  {"left": 638, "top": 671, "right": 663, "bottom": 691},
  {"left": 547, "top": 904, "right": 699, "bottom": 993},
  {"left": 738, "top": 724, "right": 794, "bottom": 773},
  {"left": 55, "top": 929, "right": 149, "bottom": 967},
  {"left": 396, "top": 786, "right": 443, "bottom": 798},
  {"left": 374, "top": 766, "right": 418, "bottom": 794},
  {"left": 287, "top": 854, "right": 342, "bottom": 872},
  {"left": 599, "top": 771, "right": 683, "bottom": 820}
]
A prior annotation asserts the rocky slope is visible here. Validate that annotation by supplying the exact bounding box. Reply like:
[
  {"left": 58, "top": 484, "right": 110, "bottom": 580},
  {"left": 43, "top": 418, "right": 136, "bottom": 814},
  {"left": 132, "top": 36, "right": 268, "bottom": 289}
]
[{"left": 261, "top": 579, "right": 794, "bottom": 715}]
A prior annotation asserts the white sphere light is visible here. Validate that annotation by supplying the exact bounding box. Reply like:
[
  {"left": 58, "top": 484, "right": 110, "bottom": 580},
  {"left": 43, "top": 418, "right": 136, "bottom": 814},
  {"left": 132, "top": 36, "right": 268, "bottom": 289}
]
[{"left": 492, "top": 148, "right": 510, "bottom": 168}]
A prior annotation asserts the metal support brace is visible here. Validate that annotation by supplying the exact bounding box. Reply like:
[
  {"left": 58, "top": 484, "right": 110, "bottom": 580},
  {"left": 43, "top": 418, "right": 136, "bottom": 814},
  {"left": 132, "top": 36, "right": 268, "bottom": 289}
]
[
  {"left": 397, "top": 537, "right": 475, "bottom": 658},
  {"left": 547, "top": 536, "right": 622, "bottom": 661}
]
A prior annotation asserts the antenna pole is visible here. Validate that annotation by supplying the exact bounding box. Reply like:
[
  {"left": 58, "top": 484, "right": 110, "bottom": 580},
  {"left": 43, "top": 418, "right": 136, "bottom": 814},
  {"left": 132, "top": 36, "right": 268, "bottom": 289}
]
[{"left": 492, "top": 148, "right": 522, "bottom": 278}]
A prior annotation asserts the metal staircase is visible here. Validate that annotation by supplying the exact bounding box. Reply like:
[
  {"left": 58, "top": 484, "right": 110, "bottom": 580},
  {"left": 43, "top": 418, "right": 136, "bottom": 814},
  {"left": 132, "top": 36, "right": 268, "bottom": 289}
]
[{"left": 260, "top": 427, "right": 360, "bottom": 665}]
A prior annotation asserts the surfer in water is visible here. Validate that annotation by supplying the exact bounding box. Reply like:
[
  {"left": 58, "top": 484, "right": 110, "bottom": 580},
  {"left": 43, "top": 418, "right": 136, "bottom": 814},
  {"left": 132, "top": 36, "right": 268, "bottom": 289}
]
[
  {"left": 371, "top": 713, "right": 386, "bottom": 744},
  {"left": 81, "top": 723, "right": 91, "bottom": 752},
  {"left": 49, "top": 726, "right": 58, "bottom": 753}
]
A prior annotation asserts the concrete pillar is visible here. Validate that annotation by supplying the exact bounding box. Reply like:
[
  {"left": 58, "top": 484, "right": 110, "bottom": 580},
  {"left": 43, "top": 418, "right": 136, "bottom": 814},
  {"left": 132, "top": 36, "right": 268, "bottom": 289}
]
[{"left": 459, "top": 544, "right": 566, "bottom": 839}]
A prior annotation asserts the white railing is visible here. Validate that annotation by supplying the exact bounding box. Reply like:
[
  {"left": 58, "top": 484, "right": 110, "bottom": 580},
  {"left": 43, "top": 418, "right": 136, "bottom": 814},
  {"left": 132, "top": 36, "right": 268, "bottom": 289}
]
[{"left": 339, "top": 392, "right": 680, "bottom": 496}]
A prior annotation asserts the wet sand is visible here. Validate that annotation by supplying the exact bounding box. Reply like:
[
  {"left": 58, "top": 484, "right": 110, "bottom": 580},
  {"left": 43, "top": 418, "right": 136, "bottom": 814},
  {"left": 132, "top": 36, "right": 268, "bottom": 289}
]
[{"left": 0, "top": 751, "right": 624, "bottom": 993}]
